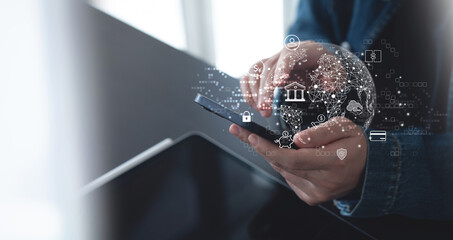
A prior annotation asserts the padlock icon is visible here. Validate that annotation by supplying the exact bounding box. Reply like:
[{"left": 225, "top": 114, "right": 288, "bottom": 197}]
[{"left": 242, "top": 111, "right": 251, "bottom": 122}]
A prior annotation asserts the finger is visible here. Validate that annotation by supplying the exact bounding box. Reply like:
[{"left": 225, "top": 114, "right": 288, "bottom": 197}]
[
  {"left": 269, "top": 163, "right": 284, "bottom": 175},
  {"left": 247, "top": 133, "right": 332, "bottom": 171},
  {"left": 284, "top": 170, "right": 333, "bottom": 205},
  {"left": 248, "top": 60, "right": 264, "bottom": 108},
  {"left": 273, "top": 52, "right": 291, "bottom": 86},
  {"left": 286, "top": 180, "right": 321, "bottom": 206},
  {"left": 256, "top": 59, "right": 273, "bottom": 117},
  {"left": 284, "top": 171, "right": 315, "bottom": 193},
  {"left": 293, "top": 116, "right": 363, "bottom": 148},
  {"left": 258, "top": 56, "right": 280, "bottom": 118},
  {"left": 269, "top": 162, "right": 312, "bottom": 181},
  {"left": 239, "top": 75, "right": 259, "bottom": 112},
  {"left": 229, "top": 124, "right": 252, "bottom": 143},
  {"left": 287, "top": 180, "right": 309, "bottom": 200},
  {"left": 258, "top": 70, "right": 274, "bottom": 117},
  {"left": 273, "top": 41, "right": 323, "bottom": 87},
  {"left": 272, "top": 162, "right": 312, "bottom": 181}
]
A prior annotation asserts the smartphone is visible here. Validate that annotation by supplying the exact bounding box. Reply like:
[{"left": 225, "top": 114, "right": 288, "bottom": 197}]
[{"left": 194, "top": 93, "right": 297, "bottom": 149}]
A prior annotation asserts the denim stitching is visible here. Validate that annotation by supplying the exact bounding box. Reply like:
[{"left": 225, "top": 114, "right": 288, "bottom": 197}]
[{"left": 384, "top": 133, "right": 402, "bottom": 213}]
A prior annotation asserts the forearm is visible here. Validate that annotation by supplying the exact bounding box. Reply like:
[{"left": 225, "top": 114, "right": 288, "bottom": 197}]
[{"left": 335, "top": 129, "right": 453, "bottom": 220}]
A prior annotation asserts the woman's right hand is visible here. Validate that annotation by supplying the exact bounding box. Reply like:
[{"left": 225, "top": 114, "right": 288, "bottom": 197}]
[{"left": 240, "top": 40, "right": 331, "bottom": 118}]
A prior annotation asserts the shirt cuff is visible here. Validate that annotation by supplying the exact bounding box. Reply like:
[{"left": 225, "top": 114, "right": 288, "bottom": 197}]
[{"left": 334, "top": 130, "right": 401, "bottom": 217}]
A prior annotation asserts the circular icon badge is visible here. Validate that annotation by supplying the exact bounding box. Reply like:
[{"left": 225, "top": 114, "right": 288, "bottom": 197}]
[
  {"left": 317, "top": 114, "right": 326, "bottom": 122},
  {"left": 284, "top": 34, "right": 301, "bottom": 51},
  {"left": 248, "top": 60, "right": 266, "bottom": 78}
]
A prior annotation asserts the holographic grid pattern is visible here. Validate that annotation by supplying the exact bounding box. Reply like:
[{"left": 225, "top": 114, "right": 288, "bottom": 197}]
[{"left": 193, "top": 36, "right": 447, "bottom": 155}]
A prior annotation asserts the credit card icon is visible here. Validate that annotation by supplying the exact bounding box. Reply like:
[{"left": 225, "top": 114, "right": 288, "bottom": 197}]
[{"left": 369, "top": 130, "right": 386, "bottom": 142}]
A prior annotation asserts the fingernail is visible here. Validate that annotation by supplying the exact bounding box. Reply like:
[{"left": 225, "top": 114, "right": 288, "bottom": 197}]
[
  {"left": 230, "top": 125, "right": 239, "bottom": 136},
  {"left": 248, "top": 134, "right": 258, "bottom": 146},
  {"left": 296, "top": 131, "right": 310, "bottom": 144}
]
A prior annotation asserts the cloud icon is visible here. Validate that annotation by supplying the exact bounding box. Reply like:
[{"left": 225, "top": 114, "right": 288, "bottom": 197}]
[{"left": 346, "top": 100, "right": 363, "bottom": 115}]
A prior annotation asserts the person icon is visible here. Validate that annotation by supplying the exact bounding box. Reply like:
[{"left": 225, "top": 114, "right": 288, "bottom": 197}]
[
  {"left": 284, "top": 34, "right": 300, "bottom": 51},
  {"left": 274, "top": 130, "right": 294, "bottom": 149}
]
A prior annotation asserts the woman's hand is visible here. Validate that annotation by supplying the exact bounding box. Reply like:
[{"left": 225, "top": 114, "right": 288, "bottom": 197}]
[
  {"left": 229, "top": 117, "right": 367, "bottom": 205},
  {"left": 240, "top": 41, "right": 332, "bottom": 118}
]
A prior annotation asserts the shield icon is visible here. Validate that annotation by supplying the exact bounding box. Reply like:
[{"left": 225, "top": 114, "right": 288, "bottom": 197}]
[{"left": 336, "top": 148, "right": 347, "bottom": 160}]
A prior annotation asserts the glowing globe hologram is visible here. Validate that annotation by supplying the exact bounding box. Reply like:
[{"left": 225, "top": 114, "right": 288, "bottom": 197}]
[{"left": 273, "top": 43, "right": 376, "bottom": 132}]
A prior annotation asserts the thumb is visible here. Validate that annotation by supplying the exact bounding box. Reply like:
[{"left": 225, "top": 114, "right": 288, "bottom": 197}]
[
  {"left": 272, "top": 53, "right": 291, "bottom": 87},
  {"left": 293, "top": 117, "right": 361, "bottom": 148}
]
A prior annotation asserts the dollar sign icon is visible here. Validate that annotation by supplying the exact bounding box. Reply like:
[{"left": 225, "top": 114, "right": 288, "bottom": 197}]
[
  {"left": 253, "top": 64, "right": 260, "bottom": 73},
  {"left": 249, "top": 61, "right": 265, "bottom": 76}
]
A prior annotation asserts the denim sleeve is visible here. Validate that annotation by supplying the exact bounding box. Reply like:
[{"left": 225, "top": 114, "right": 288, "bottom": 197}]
[
  {"left": 287, "top": 0, "right": 335, "bottom": 43},
  {"left": 334, "top": 130, "right": 453, "bottom": 220}
]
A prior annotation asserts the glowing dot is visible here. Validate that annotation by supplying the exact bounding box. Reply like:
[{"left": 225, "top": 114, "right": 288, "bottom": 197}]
[
  {"left": 331, "top": 94, "right": 336, "bottom": 98},
  {"left": 358, "top": 144, "right": 361, "bottom": 148}
]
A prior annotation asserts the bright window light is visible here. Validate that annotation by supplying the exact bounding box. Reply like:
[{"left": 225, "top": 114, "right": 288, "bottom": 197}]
[
  {"left": 211, "top": 0, "right": 284, "bottom": 77},
  {"left": 90, "top": 0, "right": 187, "bottom": 50}
]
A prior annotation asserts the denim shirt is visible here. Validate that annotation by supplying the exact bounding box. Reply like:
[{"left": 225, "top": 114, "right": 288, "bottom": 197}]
[{"left": 288, "top": 0, "right": 453, "bottom": 220}]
